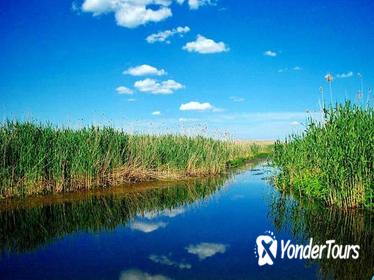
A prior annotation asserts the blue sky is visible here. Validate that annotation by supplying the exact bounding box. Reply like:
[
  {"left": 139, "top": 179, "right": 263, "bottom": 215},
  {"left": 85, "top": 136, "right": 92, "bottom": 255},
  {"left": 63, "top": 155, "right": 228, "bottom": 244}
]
[{"left": 1, "top": 0, "right": 373, "bottom": 139}]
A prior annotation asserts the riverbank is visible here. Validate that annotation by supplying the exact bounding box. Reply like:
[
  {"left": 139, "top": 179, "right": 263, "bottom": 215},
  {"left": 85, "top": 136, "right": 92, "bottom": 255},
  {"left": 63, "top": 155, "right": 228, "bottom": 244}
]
[
  {"left": 272, "top": 101, "right": 373, "bottom": 209},
  {"left": 0, "top": 121, "right": 272, "bottom": 198}
]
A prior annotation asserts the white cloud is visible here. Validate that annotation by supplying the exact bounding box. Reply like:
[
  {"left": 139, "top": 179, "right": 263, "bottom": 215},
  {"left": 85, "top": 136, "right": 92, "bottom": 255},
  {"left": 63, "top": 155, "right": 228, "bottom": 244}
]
[
  {"left": 130, "top": 221, "right": 167, "bottom": 233},
  {"left": 81, "top": 0, "right": 172, "bottom": 28},
  {"left": 119, "top": 269, "right": 171, "bottom": 280},
  {"left": 152, "top": 111, "right": 161, "bottom": 116},
  {"left": 128, "top": 98, "right": 136, "bottom": 102},
  {"left": 336, "top": 71, "right": 353, "bottom": 78},
  {"left": 81, "top": 0, "right": 112, "bottom": 14},
  {"left": 278, "top": 66, "right": 302, "bottom": 73},
  {"left": 187, "top": 0, "right": 214, "bottom": 9},
  {"left": 124, "top": 64, "right": 166, "bottom": 76},
  {"left": 146, "top": 26, "right": 190, "bottom": 44},
  {"left": 134, "top": 78, "right": 184, "bottom": 94},
  {"left": 149, "top": 254, "right": 191, "bottom": 269},
  {"left": 229, "top": 96, "right": 245, "bottom": 102},
  {"left": 180, "top": 101, "right": 215, "bottom": 111},
  {"left": 80, "top": 0, "right": 215, "bottom": 28},
  {"left": 116, "top": 86, "right": 133, "bottom": 94},
  {"left": 290, "top": 121, "right": 301, "bottom": 126},
  {"left": 186, "top": 242, "right": 227, "bottom": 260},
  {"left": 116, "top": 6, "right": 171, "bottom": 29},
  {"left": 264, "top": 50, "right": 277, "bottom": 57},
  {"left": 183, "top": 35, "right": 229, "bottom": 54}
]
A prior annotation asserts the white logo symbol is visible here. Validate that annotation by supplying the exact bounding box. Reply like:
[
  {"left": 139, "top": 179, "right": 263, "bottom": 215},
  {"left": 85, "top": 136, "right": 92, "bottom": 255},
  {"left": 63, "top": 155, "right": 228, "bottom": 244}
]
[{"left": 255, "top": 231, "right": 277, "bottom": 266}]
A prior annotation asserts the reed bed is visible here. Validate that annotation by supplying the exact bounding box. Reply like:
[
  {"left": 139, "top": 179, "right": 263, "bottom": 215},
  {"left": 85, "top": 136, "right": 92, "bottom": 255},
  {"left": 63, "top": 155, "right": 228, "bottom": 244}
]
[
  {"left": 0, "top": 121, "right": 264, "bottom": 198},
  {"left": 273, "top": 101, "right": 374, "bottom": 209}
]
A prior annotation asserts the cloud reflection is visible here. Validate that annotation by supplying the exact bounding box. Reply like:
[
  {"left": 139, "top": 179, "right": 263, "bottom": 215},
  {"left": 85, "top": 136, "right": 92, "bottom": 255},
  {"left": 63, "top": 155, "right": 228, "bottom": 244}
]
[
  {"left": 130, "top": 221, "right": 167, "bottom": 233},
  {"left": 142, "top": 207, "right": 185, "bottom": 219},
  {"left": 119, "top": 269, "right": 171, "bottom": 280},
  {"left": 186, "top": 242, "right": 228, "bottom": 260},
  {"left": 149, "top": 254, "right": 191, "bottom": 270}
]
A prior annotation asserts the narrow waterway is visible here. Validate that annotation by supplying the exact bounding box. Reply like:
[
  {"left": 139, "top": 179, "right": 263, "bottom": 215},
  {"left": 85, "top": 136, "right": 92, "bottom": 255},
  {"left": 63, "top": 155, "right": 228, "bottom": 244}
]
[{"left": 0, "top": 163, "right": 372, "bottom": 279}]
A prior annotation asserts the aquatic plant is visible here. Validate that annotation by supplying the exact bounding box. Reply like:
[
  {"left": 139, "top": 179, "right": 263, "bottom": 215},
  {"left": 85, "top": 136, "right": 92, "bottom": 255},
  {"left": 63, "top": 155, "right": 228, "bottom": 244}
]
[
  {"left": 0, "top": 121, "right": 267, "bottom": 198},
  {"left": 273, "top": 101, "right": 374, "bottom": 209}
]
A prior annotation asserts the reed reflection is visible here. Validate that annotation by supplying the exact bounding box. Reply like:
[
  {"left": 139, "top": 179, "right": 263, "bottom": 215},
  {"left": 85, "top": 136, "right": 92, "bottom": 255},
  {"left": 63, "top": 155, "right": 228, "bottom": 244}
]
[
  {"left": 268, "top": 192, "right": 374, "bottom": 280},
  {"left": 0, "top": 176, "right": 229, "bottom": 254}
]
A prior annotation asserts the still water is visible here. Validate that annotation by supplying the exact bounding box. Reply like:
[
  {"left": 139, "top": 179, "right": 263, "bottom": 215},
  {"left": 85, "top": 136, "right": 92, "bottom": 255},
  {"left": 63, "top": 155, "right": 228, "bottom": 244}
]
[{"left": 0, "top": 164, "right": 373, "bottom": 280}]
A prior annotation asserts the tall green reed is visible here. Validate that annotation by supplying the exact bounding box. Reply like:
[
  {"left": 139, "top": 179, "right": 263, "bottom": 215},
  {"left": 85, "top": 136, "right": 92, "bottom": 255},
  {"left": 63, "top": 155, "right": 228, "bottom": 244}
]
[
  {"left": 273, "top": 101, "right": 374, "bottom": 209},
  {"left": 0, "top": 121, "right": 260, "bottom": 198}
]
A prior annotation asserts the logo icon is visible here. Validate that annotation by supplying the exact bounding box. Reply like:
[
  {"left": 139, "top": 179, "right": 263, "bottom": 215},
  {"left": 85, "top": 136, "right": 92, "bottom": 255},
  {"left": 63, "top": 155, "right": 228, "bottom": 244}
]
[
  {"left": 255, "top": 231, "right": 360, "bottom": 267},
  {"left": 255, "top": 231, "right": 277, "bottom": 266}
]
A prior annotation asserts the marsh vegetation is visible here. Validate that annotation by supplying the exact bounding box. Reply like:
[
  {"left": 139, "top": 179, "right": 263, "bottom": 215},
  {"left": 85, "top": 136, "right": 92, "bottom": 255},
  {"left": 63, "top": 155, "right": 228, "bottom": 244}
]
[
  {"left": 0, "top": 121, "right": 268, "bottom": 198},
  {"left": 273, "top": 101, "right": 373, "bottom": 209}
]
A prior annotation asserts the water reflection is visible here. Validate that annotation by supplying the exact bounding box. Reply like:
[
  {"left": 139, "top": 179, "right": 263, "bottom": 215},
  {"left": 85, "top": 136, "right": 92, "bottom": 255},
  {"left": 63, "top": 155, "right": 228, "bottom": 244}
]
[
  {"left": 185, "top": 242, "right": 228, "bottom": 260},
  {"left": 149, "top": 254, "right": 192, "bottom": 270},
  {"left": 1, "top": 162, "right": 373, "bottom": 280},
  {"left": 268, "top": 192, "right": 374, "bottom": 280},
  {"left": 0, "top": 176, "right": 228, "bottom": 254},
  {"left": 119, "top": 269, "right": 171, "bottom": 280}
]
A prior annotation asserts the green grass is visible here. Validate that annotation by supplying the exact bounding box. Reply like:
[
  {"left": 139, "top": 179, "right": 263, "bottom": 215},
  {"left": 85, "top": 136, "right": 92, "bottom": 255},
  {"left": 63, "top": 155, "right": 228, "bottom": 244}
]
[
  {"left": 0, "top": 121, "right": 266, "bottom": 198},
  {"left": 272, "top": 101, "right": 374, "bottom": 209}
]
